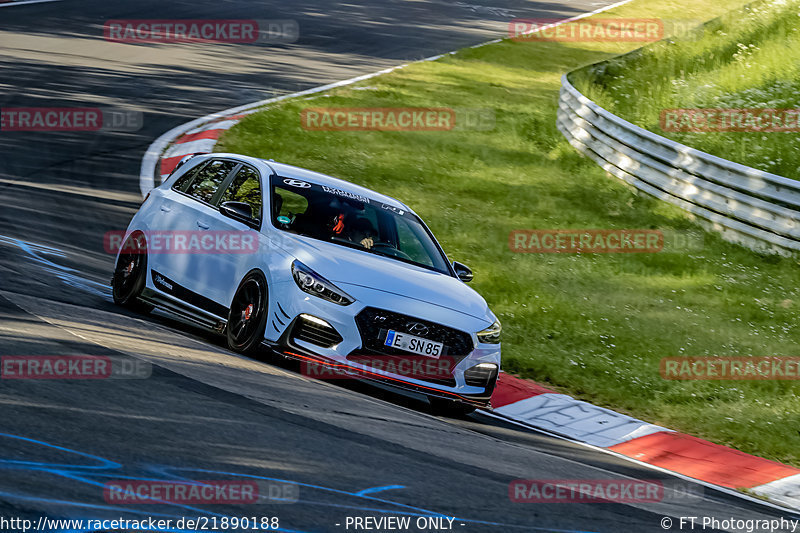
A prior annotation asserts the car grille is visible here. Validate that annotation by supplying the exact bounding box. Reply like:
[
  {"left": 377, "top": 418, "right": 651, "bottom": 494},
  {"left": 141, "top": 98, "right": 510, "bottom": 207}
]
[
  {"left": 349, "top": 307, "right": 474, "bottom": 387},
  {"left": 354, "top": 307, "right": 474, "bottom": 356},
  {"left": 290, "top": 315, "right": 343, "bottom": 349}
]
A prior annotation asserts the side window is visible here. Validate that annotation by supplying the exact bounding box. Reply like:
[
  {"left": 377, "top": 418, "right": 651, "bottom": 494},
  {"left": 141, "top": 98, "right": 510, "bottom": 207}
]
[
  {"left": 172, "top": 162, "right": 202, "bottom": 192},
  {"left": 220, "top": 166, "right": 263, "bottom": 221},
  {"left": 273, "top": 188, "right": 309, "bottom": 220},
  {"left": 184, "top": 160, "right": 237, "bottom": 204}
]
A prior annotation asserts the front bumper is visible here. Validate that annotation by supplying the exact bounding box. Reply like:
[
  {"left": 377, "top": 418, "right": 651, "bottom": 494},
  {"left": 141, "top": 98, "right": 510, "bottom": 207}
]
[
  {"left": 277, "top": 345, "right": 498, "bottom": 408},
  {"left": 266, "top": 283, "right": 500, "bottom": 407}
]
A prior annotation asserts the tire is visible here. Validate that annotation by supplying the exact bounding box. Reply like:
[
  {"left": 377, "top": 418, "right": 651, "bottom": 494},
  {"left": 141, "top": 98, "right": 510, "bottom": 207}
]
[
  {"left": 428, "top": 397, "right": 476, "bottom": 417},
  {"left": 227, "top": 271, "right": 268, "bottom": 355},
  {"left": 112, "top": 232, "right": 153, "bottom": 313}
]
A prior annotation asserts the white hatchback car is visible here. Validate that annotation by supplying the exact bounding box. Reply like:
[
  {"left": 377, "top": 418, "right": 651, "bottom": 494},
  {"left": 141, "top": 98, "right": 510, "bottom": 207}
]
[{"left": 113, "top": 153, "right": 500, "bottom": 412}]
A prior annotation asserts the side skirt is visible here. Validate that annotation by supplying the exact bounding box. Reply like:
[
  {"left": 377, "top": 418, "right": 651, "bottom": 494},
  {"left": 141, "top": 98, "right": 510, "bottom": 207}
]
[{"left": 140, "top": 270, "right": 229, "bottom": 333}]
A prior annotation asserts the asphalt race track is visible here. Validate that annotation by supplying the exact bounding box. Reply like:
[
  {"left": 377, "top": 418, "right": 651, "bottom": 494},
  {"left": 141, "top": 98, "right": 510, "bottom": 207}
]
[{"left": 1, "top": 1, "right": 798, "bottom": 532}]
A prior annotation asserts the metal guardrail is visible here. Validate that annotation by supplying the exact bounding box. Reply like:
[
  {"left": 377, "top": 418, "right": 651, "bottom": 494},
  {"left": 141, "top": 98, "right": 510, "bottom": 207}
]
[{"left": 557, "top": 73, "right": 800, "bottom": 255}]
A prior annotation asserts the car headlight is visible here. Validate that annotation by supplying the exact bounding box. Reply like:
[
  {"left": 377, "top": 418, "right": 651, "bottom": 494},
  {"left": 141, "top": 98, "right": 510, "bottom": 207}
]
[
  {"left": 477, "top": 320, "right": 501, "bottom": 344},
  {"left": 291, "top": 260, "right": 354, "bottom": 306}
]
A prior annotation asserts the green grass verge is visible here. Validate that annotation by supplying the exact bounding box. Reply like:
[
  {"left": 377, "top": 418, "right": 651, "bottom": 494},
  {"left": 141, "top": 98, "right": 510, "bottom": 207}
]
[
  {"left": 571, "top": 0, "right": 800, "bottom": 177},
  {"left": 218, "top": 0, "right": 800, "bottom": 465}
]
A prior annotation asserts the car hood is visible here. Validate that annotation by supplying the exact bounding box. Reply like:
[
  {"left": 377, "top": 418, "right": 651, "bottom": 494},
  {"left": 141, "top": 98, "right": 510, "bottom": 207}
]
[{"left": 276, "top": 233, "right": 494, "bottom": 323}]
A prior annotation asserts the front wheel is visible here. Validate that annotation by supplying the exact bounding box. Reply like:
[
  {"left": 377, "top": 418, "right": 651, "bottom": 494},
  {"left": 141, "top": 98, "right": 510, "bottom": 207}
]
[
  {"left": 227, "top": 272, "right": 268, "bottom": 355},
  {"left": 428, "top": 397, "right": 477, "bottom": 417}
]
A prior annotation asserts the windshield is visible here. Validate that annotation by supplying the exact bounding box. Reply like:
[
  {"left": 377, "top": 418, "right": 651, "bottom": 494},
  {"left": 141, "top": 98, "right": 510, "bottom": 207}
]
[{"left": 270, "top": 176, "right": 452, "bottom": 275}]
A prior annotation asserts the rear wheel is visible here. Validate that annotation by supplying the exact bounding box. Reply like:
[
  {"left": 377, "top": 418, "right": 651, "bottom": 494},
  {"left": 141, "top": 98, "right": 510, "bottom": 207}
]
[
  {"left": 428, "top": 397, "right": 477, "bottom": 417},
  {"left": 227, "top": 272, "right": 268, "bottom": 355},
  {"left": 112, "top": 232, "right": 153, "bottom": 313}
]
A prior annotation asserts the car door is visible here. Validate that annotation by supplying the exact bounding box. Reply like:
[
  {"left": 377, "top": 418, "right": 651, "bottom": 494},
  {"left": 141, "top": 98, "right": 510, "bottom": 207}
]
[
  {"left": 143, "top": 161, "right": 203, "bottom": 280},
  {"left": 191, "top": 164, "right": 265, "bottom": 308},
  {"left": 149, "top": 158, "right": 239, "bottom": 311}
]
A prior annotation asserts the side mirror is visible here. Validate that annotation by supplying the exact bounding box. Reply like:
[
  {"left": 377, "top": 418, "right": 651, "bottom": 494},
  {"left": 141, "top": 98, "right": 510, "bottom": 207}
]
[
  {"left": 452, "top": 261, "right": 473, "bottom": 283},
  {"left": 220, "top": 201, "right": 260, "bottom": 229}
]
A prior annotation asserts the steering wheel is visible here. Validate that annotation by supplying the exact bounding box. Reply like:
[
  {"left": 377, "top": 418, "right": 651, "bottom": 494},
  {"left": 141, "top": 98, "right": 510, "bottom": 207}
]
[{"left": 370, "top": 242, "right": 413, "bottom": 261}]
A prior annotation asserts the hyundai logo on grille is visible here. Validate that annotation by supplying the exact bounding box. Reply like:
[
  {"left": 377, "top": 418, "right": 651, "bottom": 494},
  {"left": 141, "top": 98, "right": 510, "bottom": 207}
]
[{"left": 406, "top": 322, "right": 429, "bottom": 336}]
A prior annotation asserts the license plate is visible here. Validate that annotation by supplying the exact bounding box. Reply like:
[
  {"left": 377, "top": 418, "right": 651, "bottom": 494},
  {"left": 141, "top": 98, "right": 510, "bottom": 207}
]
[{"left": 384, "top": 330, "right": 444, "bottom": 358}]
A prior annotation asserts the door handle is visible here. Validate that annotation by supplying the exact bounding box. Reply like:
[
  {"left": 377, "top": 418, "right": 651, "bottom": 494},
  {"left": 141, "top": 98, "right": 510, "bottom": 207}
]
[
  {"left": 160, "top": 205, "right": 172, "bottom": 212},
  {"left": 196, "top": 221, "right": 210, "bottom": 229}
]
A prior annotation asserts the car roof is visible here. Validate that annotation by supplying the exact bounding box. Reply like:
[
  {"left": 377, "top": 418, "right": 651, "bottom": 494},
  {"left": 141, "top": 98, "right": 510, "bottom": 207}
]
[{"left": 211, "top": 153, "right": 413, "bottom": 214}]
